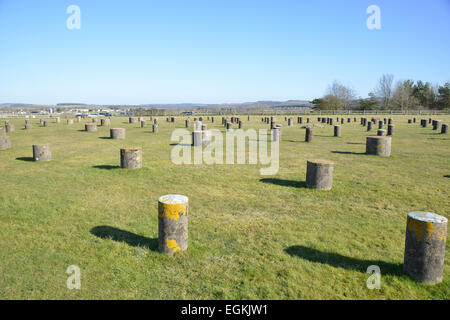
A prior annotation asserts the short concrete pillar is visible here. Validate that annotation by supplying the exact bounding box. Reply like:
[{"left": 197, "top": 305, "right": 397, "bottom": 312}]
[
  {"left": 272, "top": 127, "right": 280, "bottom": 142},
  {"left": 120, "top": 147, "right": 142, "bottom": 169},
  {"left": 404, "top": 212, "right": 447, "bottom": 285},
  {"left": 0, "top": 136, "right": 11, "bottom": 150},
  {"left": 433, "top": 120, "right": 442, "bottom": 131},
  {"left": 5, "top": 124, "right": 15, "bottom": 133},
  {"left": 194, "top": 121, "right": 202, "bottom": 131},
  {"left": 92, "top": 118, "right": 97, "bottom": 123},
  {"left": 378, "top": 120, "right": 383, "bottom": 129},
  {"left": 129, "top": 117, "right": 138, "bottom": 124},
  {"left": 154, "top": 118, "right": 158, "bottom": 125},
  {"left": 334, "top": 125, "right": 341, "bottom": 137},
  {"left": 441, "top": 124, "right": 448, "bottom": 134},
  {"left": 366, "top": 136, "right": 392, "bottom": 156},
  {"left": 305, "top": 127, "right": 313, "bottom": 142},
  {"left": 44, "top": 121, "right": 50, "bottom": 127},
  {"left": 25, "top": 120, "right": 32, "bottom": 129},
  {"left": 387, "top": 124, "right": 394, "bottom": 136},
  {"left": 388, "top": 118, "right": 393, "bottom": 125},
  {"left": 238, "top": 120, "right": 242, "bottom": 129},
  {"left": 56, "top": 117, "right": 60, "bottom": 123},
  {"left": 192, "top": 131, "right": 203, "bottom": 146},
  {"left": 185, "top": 119, "right": 190, "bottom": 128},
  {"left": 101, "top": 118, "right": 111, "bottom": 126},
  {"left": 377, "top": 129, "right": 386, "bottom": 136},
  {"left": 226, "top": 122, "right": 232, "bottom": 132},
  {"left": 110, "top": 128, "right": 125, "bottom": 139},
  {"left": 201, "top": 124, "right": 207, "bottom": 131},
  {"left": 288, "top": 118, "right": 292, "bottom": 126},
  {"left": 32, "top": 144, "right": 52, "bottom": 162},
  {"left": 67, "top": 119, "right": 74, "bottom": 125},
  {"left": 211, "top": 117, "right": 215, "bottom": 123},
  {"left": 306, "top": 160, "right": 334, "bottom": 190},
  {"left": 85, "top": 123, "right": 97, "bottom": 132},
  {"left": 152, "top": 124, "right": 158, "bottom": 133},
  {"left": 76, "top": 116, "right": 81, "bottom": 123},
  {"left": 408, "top": 119, "right": 412, "bottom": 124},
  {"left": 420, "top": 119, "right": 427, "bottom": 127},
  {"left": 367, "top": 121, "right": 373, "bottom": 131},
  {"left": 158, "top": 194, "right": 188, "bottom": 256},
  {"left": 140, "top": 120, "right": 146, "bottom": 128}
]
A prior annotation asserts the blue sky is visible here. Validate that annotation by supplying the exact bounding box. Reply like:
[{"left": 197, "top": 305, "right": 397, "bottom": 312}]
[{"left": 0, "top": 0, "right": 449, "bottom": 105}]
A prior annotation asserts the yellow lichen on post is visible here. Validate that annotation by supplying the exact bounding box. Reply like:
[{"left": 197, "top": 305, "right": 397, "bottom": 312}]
[
  {"left": 165, "top": 238, "right": 181, "bottom": 253},
  {"left": 158, "top": 202, "right": 187, "bottom": 221}
]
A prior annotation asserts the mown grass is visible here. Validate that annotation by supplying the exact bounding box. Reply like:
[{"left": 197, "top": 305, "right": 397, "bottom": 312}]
[{"left": 0, "top": 114, "right": 449, "bottom": 299}]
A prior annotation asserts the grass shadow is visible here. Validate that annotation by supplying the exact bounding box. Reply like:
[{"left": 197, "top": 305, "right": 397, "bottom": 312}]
[
  {"left": 260, "top": 178, "right": 306, "bottom": 188},
  {"left": 331, "top": 150, "right": 366, "bottom": 155},
  {"left": 444, "top": 175, "right": 450, "bottom": 178},
  {"left": 98, "top": 136, "right": 111, "bottom": 140},
  {"left": 347, "top": 142, "right": 365, "bottom": 145},
  {"left": 92, "top": 165, "right": 121, "bottom": 170},
  {"left": 91, "top": 226, "right": 158, "bottom": 251},
  {"left": 285, "top": 245, "right": 403, "bottom": 276},
  {"left": 16, "top": 157, "right": 34, "bottom": 162}
]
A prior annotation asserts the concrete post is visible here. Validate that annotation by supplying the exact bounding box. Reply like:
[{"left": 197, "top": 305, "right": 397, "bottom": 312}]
[
  {"left": 32, "top": 144, "right": 52, "bottom": 161},
  {"left": 110, "top": 128, "right": 125, "bottom": 139},
  {"left": 158, "top": 194, "right": 188, "bottom": 256},
  {"left": 306, "top": 160, "right": 334, "bottom": 190},
  {"left": 120, "top": 147, "right": 142, "bottom": 169},
  {"left": 366, "top": 136, "right": 391, "bottom": 156},
  {"left": 404, "top": 212, "right": 447, "bottom": 285}
]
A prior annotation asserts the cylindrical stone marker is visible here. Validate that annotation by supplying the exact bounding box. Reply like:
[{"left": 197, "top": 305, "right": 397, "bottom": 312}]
[
  {"left": 85, "top": 123, "right": 97, "bottom": 132},
  {"left": 141, "top": 120, "right": 146, "bottom": 128},
  {"left": 32, "top": 144, "right": 52, "bottom": 161},
  {"left": 226, "top": 122, "right": 232, "bottom": 132},
  {"left": 129, "top": 117, "right": 138, "bottom": 124},
  {"left": 421, "top": 119, "right": 427, "bottom": 127},
  {"left": 158, "top": 194, "right": 188, "bottom": 256},
  {"left": 378, "top": 120, "right": 383, "bottom": 129},
  {"left": 101, "top": 118, "right": 111, "bottom": 126},
  {"left": 377, "top": 129, "right": 386, "bottom": 136},
  {"left": 153, "top": 124, "right": 158, "bottom": 133},
  {"left": 5, "top": 124, "right": 15, "bottom": 133},
  {"left": 67, "top": 119, "right": 74, "bottom": 125},
  {"left": 110, "top": 128, "right": 125, "bottom": 139},
  {"left": 272, "top": 127, "right": 280, "bottom": 142},
  {"left": 0, "top": 136, "right": 11, "bottom": 150},
  {"left": 92, "top": 118, "right": 97, "bottom": 123},
  {"left": 404, "top": 212, "right": 447, "bottom": 285},
  {"left": 288, "top": 118, "right": 292, "bottom": 126},
  {"left": 387, "top": 124, "right": 394, "bottom": 136},
  {"left": 305, "top": 127, "right": 313, "bottom": 142},
  {"left": 56, "top": 117, "right": 60, "bottom": 123},
  {"left": 334, "top": 125, "right": 341, "bottom": 137},
  {"left": 366, "top": 136, "right": 392, "bottom": 156},
  {"left": 44, "top": 121, "right": 50, "bottom": 127},
  {"left": 441, "top": 124, "right": 448, "bottom": 134},
  {"left": 185, "top": 119, "right": 190, "bottom": 128},
  {"left": 120, "top": 147, "right": 142, "bottom": 169},
  {"left": 433, "top": 120, "right": 442, "bottom": 131},
  {"left": 367, "top": 121, "right": 372, "bottom": 131},
  {"left": 306, "top": 160, "right": 334, "bottom": 190},
  {"left": 192, "top": 131, "right": 203, "bottom": 146},
  {"left": 25, "top": 120, "right": 32, "bottom": 130}
]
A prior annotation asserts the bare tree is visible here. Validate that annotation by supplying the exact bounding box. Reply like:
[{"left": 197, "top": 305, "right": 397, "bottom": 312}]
[
  {"left": 392, "top": 80, "right": 417, "bottom": 111},
  {"left": 374, "top": 74, "right": 394, "bottom": 109},
  {"left": 326, "top": 80, "right": 356, "bottom": 110}
]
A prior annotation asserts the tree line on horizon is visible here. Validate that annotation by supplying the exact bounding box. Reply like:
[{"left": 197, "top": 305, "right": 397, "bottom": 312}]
[{"left": 312, "top": 75, "right": 450, "bottom": 111}]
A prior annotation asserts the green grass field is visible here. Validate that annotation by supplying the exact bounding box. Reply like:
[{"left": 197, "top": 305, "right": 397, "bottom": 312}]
[{"left": 0, "top": 115, "right": 449, "bottom": 299}]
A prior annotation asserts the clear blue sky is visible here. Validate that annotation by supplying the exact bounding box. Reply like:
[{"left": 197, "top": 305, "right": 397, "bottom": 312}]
[{"left": 1, "top": 0, "right": 449, "bottom": 105}]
